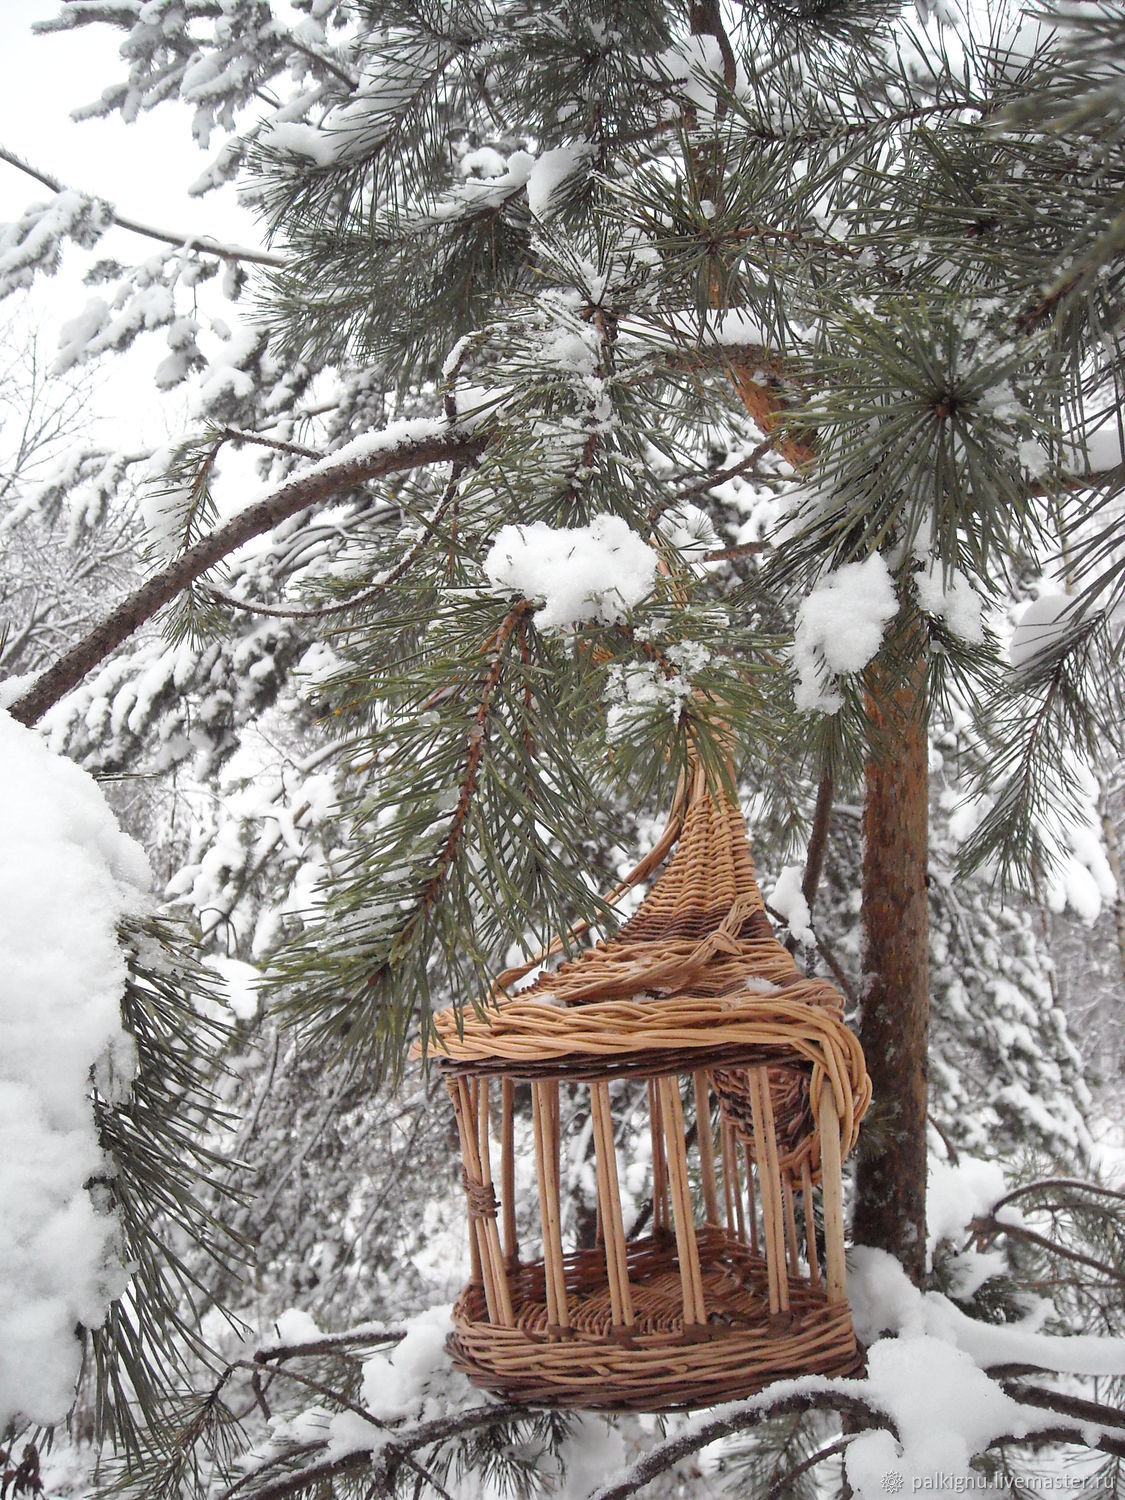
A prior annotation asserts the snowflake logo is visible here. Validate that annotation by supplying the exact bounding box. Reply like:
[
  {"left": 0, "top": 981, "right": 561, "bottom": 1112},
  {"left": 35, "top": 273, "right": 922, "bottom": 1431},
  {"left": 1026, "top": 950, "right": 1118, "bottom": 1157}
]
[{"left": 882, "top": 1473, "right": 905, "bottom": 1495}]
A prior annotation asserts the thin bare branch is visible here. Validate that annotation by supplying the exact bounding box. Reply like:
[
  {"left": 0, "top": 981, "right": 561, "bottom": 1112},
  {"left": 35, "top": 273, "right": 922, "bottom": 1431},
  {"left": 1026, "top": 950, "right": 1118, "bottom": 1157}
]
[
  {"left": 764, "top": 1435, "right": 855, "bottom": 1500},
  {"left": 990, "top": 1178, "right": 1125, "bottom": 1212},
  {"left": 670, "top": 435, "right": 778, "bottom": 506},
  {"left": 971, "top": 1214, "right": 1125, "bottom": 1282}
]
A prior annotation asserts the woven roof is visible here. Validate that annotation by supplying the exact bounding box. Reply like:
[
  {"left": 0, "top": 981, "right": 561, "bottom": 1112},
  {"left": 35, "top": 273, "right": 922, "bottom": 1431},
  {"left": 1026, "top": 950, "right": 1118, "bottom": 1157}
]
[{"left": 423, "top": 757, "right": 870, "bottom": 1164}]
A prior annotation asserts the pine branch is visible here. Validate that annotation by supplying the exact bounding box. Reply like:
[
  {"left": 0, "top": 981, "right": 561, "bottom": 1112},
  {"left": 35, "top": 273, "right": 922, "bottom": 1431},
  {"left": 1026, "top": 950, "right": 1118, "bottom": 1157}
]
[
  {"left": 991, "top": 1179, "right": 1125, "bottom": 1213},
  {"left": 764, "top": 1435, "right": 854, "bottom": 1499},
  {"left": 587, "top": 1389, "right": 886, "bottom": 1500},
  {"left": 666, "top": 435, "right": 779, "bottom": 505},
  {"left": 7, "top": 424, "right": 483, "bottom": 726},
  {"left": 205, "top": 459, "right": 469, "bottom": 620},
  {"left": 218, "top": 1402, "right": 522, "bottom": 1500},
  {"left": 970, "top": 1214, "right": 1125, "bottom": 1283},
  {"left": 416, "top": 601, "right": 534, "bottom": 922},
  {"left": 998, "top": 1382, "right": 1125, "bottom": 1435},
  {"left": 253, "top": 1330, "right": 406, "bottom": 1364},
  {"left": 988, "top": 1427, "right": 1125, "bottom": 1461},
  {"left": 801, "top": 767, "right": 834, "bottom": 913},
  {"left": 0, "top": 146, "right": 287, "bottom": 267},
  {"left": 588, "top": 1380, "right": 1125, "bottom": 1500}
]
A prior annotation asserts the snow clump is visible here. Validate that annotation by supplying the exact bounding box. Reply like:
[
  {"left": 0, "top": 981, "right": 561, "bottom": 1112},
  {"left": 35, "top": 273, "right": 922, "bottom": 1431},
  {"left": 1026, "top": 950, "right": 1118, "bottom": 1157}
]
[
  {"left": 603, "top": 638, "right": 710, "bottom": 742},
  {"left": 0, "top": 707, "right": 150, "bottom": 1430},
  {"left": 767, "top": 865, "right": 814, "bottom": 946},
  {"left": 360, "top": 1305, "right": 473, "bottom": 1423},
  {"left": 845, "top": 1244, "right": 1125, "bottom": 1498},
  {"left": 484, "top": 514, "right": 658, "bottom": 630},
  {"left": 913, "top": 562, "right": 984, "bottom": 643},
  {"left": 792, "top": 552, "right": 899, "bottom": 713},
  {"left": 526, "top": 141, "right": 592, "bottom": 219},
  {"left": 1009, "top": 592, "right": 1076, "bottom": 669}
]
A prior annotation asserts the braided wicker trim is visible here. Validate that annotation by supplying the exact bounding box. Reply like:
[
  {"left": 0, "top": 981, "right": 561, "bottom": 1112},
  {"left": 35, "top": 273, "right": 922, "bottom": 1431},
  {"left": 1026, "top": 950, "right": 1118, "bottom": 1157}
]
[{"left": 430, "top": 993, "right": 869, "bottom": 1159}]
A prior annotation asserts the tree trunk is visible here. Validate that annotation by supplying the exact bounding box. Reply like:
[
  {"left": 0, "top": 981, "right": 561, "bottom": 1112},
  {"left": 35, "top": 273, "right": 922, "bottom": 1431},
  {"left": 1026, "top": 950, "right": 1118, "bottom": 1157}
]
[
  {"left": 684, "top": 0, "right": 933, "bottom": 1287},
  {"left": 853, "top": 619, "right": 930, "bottom": 1286}
]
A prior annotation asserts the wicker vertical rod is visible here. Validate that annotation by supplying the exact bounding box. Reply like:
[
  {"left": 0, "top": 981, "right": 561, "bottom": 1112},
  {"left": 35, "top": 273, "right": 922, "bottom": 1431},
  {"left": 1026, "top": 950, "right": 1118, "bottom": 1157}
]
[
  {"left": 818, "top": 1090, "right": 847, "bottom": 1304},
  {"left": 693, "top": 1070, "right": 721, "bottom": 1225},
  {"left": 590, "top": 1080, "right": 635, "bottom": 1329},
  {"left": 451, "top": 1078, "right": 513, "bottom": 1326},
  {"left": 478, "top": 1080, "right": 515, "bottom": 1325},
  {"left": 532, "top": 1081, "right": 570, "bottom": 1332},
  {"left": 448, "top": 1078, "right": 485, "bottom": 1291},
  {"left": 756, "top": 1071, "right": 791, "bottom": 1314},
  {"left": 649, "top": 1079, "right": 669, "bottom": 1236},
  {"left": 530, "top": 1083, "right": 562, "bottom": 1331},
  {"left": 748, "top": 1068, "right": 789, "bottom": 1315},
  {"left": 658, "top": 1075, "right": 707, "bottom": 1329}
]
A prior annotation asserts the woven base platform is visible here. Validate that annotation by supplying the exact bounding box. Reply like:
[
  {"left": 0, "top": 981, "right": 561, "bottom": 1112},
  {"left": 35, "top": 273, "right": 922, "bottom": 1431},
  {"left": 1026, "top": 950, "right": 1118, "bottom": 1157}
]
[{"left": 449, "top": 1227, "right": 863, "bottom": 1411}]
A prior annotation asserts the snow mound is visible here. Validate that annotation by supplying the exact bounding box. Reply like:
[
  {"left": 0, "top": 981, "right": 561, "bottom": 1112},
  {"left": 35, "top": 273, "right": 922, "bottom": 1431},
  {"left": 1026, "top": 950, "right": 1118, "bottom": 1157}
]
[
  {"left": 927, "top": 1155, "right": 1006, "bottom": 1260},
  {"left": 360, "top": 1305, "right": 474, "bottom": 1425},
  {"left": 0, "top": 708, "right": 150, "bottom": 1430},
  {"left": 847, "top": 1245, "right": 1125, "bottom": 1497}
]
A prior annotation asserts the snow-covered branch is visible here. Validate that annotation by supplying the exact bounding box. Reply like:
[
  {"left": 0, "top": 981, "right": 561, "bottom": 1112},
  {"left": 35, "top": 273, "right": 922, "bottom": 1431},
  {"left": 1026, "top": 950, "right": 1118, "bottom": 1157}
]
[
  {"left": 586, "top": 1379, "right": 1125, "bottom": 1500},
  {"left": 7, "top": 421, "right": 483, "bottom": 726},
  {"left": 587, "top": 1386, "right": 886, "bottom": 1500},
  {"left": 0, "top": 147, "right": 287, "bottom": 270}
]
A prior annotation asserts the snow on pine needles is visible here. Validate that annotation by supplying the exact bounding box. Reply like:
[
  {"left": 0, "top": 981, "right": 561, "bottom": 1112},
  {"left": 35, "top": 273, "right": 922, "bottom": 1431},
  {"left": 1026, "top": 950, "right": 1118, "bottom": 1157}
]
[{"left": 483, "top": 514, "right": 658, "bottom": 631}]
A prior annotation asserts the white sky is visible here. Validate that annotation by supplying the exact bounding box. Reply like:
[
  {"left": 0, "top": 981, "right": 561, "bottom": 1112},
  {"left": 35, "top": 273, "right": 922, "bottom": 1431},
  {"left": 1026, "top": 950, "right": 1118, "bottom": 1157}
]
[
  {"left": 0, "top": 2, "right": 261, "bottom": 238},
  {"left": 0, "top": 2, "right": 267, "bottom": 448}
]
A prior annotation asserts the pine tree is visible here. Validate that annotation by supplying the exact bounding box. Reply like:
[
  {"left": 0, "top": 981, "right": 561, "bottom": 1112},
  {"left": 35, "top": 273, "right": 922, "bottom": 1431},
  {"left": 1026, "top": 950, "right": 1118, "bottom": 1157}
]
[{"left": 2, "top": 1, "right": 1124, "bottom": 1494}]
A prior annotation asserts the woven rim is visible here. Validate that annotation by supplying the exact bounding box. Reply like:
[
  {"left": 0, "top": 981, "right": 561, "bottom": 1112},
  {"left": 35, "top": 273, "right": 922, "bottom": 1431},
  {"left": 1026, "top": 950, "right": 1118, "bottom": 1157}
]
[
  {"left": 448, "top": 1227, "right": 863, "bottom": 1411},
  {"left": 429, "top": 992, "right": 867, "bottom": 1163}
]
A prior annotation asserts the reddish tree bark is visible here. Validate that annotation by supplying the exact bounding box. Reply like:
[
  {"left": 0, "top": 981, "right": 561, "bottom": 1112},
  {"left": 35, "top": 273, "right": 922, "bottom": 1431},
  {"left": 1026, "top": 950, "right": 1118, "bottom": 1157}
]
[{"left": 853, "top": 619, "right": 930, "bottom": 1286}]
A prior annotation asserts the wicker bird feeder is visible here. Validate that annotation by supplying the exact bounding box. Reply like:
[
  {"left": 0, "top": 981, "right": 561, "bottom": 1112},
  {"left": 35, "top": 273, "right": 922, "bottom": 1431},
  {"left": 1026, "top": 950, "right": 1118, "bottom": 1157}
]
[{"left": 419, "top": 755, "right": 871, "bottom": 1411}]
